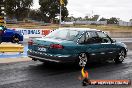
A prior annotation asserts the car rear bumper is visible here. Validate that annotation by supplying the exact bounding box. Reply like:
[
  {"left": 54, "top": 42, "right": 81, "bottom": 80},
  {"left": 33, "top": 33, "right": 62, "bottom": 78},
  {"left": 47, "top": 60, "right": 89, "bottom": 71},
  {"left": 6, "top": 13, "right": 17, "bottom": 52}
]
[{"left": 27, "top": 50, "right": 78, "bottom": 63}]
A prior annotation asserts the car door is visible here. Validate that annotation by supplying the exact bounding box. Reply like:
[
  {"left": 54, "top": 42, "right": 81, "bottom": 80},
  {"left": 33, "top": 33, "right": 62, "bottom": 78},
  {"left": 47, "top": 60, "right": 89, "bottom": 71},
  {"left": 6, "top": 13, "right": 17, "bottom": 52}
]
[
  {"left": 96, "top": 31, "right": 117, "bottom": 60},
  {"left": 83, "top": 31, "right": 106, "bottom": 62}
]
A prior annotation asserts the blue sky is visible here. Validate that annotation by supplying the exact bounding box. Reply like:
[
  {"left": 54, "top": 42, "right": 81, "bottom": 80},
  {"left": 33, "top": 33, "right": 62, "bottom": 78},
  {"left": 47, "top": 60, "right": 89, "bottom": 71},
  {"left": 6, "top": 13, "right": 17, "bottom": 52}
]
[{"left": 32, "top": 0, "right": 132, "bottom": 21}]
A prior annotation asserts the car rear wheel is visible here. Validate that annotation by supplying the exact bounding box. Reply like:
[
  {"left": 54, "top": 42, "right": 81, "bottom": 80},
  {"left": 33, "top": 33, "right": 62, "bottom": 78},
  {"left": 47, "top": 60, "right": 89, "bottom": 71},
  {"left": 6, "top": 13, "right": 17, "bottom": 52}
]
[
  {"left": 114, "top": 50, "right": 125, "bottom": 64},
  {"left": 78, "top": 53, "right": 88, "bottom": 67},
  {"left": 32, "top": 58, "right": 37, "bottom": 61},
  {"left": 12, "top": 35, "right": 20, "bottom": 43}
]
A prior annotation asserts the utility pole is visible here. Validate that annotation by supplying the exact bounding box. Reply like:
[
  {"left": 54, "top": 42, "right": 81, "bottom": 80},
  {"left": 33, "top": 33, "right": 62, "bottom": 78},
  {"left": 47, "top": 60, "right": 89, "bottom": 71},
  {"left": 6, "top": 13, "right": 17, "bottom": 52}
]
[
  {"left": 59, "top": 0, "right": 64, "bottom": 27},
  {"left": 59, "top": 5, "right": 62, "bottom": 27}
]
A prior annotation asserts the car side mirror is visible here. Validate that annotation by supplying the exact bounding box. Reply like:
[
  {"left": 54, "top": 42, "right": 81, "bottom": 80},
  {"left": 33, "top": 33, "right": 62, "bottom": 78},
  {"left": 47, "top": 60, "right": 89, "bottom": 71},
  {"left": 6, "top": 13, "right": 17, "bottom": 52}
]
[{"left": 113, "top": 39, "right": 116, "bottom": 43}]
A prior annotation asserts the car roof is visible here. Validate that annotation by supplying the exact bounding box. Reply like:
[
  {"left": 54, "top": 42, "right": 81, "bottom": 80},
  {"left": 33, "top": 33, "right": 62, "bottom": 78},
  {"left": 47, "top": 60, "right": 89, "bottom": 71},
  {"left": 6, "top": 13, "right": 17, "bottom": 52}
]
[{"left": 59, "top": 28, "right": 101, "bottom": 32}]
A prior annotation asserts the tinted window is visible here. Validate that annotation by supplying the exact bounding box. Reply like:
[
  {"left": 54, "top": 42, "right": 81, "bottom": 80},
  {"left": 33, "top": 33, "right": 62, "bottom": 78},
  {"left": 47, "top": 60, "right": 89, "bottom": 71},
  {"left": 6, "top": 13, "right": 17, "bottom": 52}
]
[
  {"left": 88, "top": 32, "right": 97, "bottom": 38},
  {"left": 97, "top": 32, "right": 111, "bottom": 43},
  {"left": 97, "top": 31, "right": 107, "bottom": 37},
  {"left": 85, "top": 32, "right": 101, "bottom": 44}
]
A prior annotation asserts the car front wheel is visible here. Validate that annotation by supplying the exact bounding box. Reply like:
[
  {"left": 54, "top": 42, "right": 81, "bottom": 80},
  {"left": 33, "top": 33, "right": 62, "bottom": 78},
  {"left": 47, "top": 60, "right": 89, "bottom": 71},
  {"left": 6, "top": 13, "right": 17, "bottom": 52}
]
[
  {"left": 114, "top": 50, "right": 126, "bottom": 64},
  {"left": 78, "top": 53, "right": 88, "bottom": 67},
  {"left": 12, "top": 35, "right": 20, "bottom": 43}
]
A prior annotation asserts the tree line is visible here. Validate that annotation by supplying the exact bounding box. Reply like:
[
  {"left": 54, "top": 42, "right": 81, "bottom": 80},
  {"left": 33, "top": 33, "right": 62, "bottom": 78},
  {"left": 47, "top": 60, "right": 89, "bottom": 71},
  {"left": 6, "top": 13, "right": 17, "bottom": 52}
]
[
  {"left": 66, "top": 16, "right": 120, "bottom": 24},
  {"left": 3, "top": 0, "right": 68, "bottom": 22},
  {"left": 2, "top": 0, "right": 131, "bottom": 24}
]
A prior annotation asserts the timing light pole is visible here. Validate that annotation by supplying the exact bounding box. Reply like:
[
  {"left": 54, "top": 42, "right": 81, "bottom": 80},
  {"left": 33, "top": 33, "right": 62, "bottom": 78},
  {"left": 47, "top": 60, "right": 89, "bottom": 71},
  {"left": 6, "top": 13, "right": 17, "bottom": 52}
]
[{"left": 0, "top": 0, "right": 6, "bottom": 26}]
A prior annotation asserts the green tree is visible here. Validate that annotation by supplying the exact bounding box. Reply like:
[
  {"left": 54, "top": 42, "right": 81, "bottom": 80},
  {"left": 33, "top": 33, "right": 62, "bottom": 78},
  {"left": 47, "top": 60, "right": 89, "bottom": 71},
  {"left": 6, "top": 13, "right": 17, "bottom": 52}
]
[
  {"left": 75, "top": 17, "right": 83, "bottom": 21},
  {"left": 84, "top": 15, "right": 99, "bottom": 21},
  {"left": 65, "top": 16, "right": 75, "bottom": 22},
  {"left": 29, "top": 9, "right": 44, "bottom": 21},
  {"left": 99, "top": 17, "right": 107, "bottom": 21},
  {"left": 4, "top": 0, "right": 33, "bottom": 20},
  {"left": 84, "top": 16, "right": 89, "bottom": 21},
  {"left": 130, "top": 19, "right": 132, "bottom": 22},
  {"left": 107, "top": 17, "right": 119, "bottom": 24},
  {"left": 39, "top": 0, "right": 68, "bottom": 22},
  {"left": 91, "top": 15, "right": 99, "bottom": 21}
]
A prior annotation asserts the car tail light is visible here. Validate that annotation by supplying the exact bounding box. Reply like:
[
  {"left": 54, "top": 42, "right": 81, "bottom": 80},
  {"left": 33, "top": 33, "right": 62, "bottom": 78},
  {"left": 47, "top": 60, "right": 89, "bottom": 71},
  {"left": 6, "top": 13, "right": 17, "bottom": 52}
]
[
  {"left": 28, "top": 40, "right": 34, "bottom": 45},
  {"left": 50, "top": 44, "right": 64, "bottom": 49}
]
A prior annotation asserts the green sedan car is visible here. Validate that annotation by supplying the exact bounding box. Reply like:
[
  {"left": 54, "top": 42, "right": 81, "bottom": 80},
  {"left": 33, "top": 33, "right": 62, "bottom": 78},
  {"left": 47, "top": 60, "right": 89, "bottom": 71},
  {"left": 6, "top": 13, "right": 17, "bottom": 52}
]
[{"left": 28, "top": 28, "right": 128, "bottom": 66}]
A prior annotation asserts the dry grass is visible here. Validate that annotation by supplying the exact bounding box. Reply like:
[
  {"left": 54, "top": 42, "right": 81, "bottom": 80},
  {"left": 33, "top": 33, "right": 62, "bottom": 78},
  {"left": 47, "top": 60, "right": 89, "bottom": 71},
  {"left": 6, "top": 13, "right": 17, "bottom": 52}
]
[
  {"left": 6, "top": 23, "right": 132, "bottom": 32},
  {"left": 70, "top": 25, "right": 132, "bottom": 32}
]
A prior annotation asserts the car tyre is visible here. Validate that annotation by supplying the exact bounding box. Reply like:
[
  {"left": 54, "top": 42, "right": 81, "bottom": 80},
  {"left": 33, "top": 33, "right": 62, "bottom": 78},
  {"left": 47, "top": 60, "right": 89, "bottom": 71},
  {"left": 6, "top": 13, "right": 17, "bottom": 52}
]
[
  {"left": 12, "top": 35, "right": 20, "bottom": 43},
  {"left": 114, "top": 49, "right": 125, "bottom": 64},
  {"left": 32, "top": 58, "right": 37, "bottom": 61},
  {"left": 78, "top": 53, "right": 88, "bottom": 67}
]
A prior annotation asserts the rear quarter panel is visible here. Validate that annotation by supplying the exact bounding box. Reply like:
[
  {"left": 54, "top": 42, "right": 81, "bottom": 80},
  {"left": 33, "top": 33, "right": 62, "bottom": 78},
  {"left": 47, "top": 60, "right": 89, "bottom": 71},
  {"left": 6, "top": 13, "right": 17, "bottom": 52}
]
[{"left": 58, "top": 41, "right": 88, "bottom": 56}]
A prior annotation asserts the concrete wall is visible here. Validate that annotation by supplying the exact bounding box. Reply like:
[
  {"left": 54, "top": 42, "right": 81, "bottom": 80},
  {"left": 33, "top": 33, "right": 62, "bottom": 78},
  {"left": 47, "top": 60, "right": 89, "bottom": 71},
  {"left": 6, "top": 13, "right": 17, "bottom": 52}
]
[
  {"left": 74, "top": 21, "right": 107, "bottom": 25},
  {"left": 119, "top": 21, "right": 132, "bottom": 26}
]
